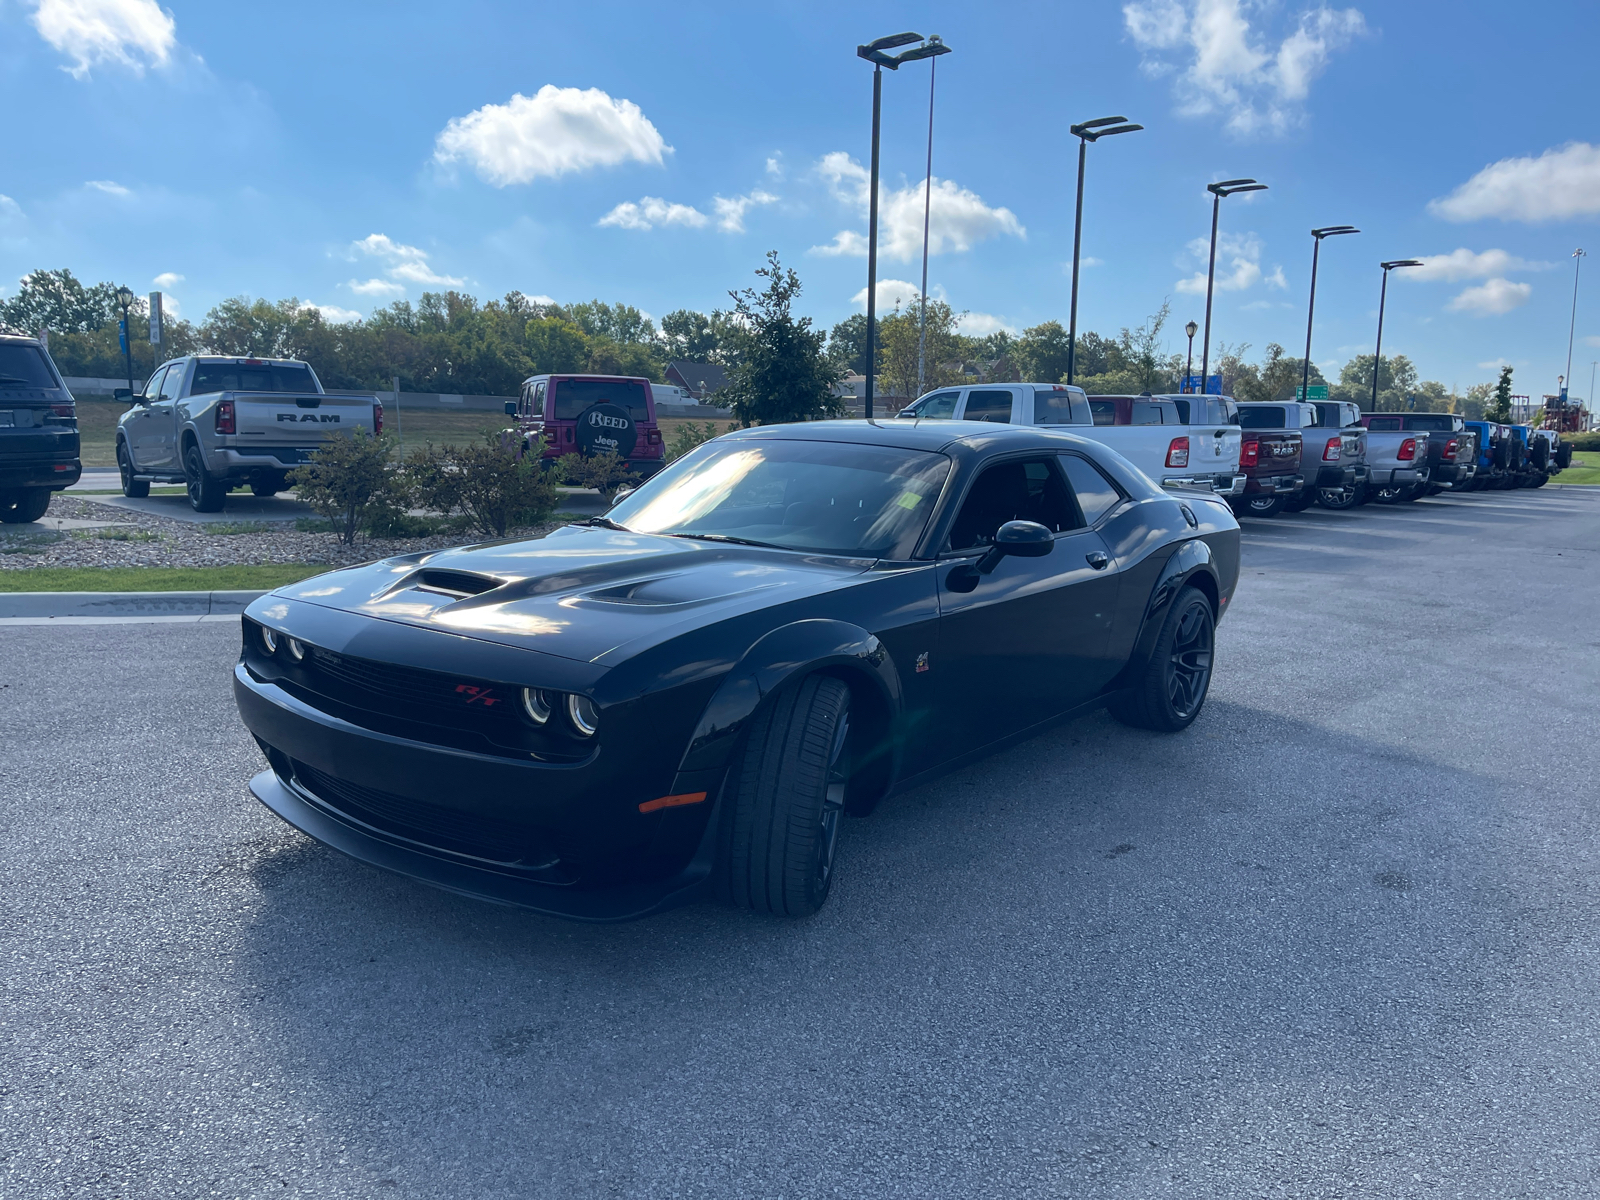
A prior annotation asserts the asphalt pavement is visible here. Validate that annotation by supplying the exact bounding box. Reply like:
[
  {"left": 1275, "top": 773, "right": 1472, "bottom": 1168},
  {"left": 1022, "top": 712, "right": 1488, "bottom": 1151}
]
[{"left": 3, "top": 487, "right": 1598, "bottom": 1197}]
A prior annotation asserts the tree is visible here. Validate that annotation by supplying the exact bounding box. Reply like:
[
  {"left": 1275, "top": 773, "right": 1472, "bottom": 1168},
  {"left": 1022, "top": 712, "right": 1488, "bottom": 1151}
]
[
  {"left": 1334, "top": 354, "right": 1417, "bottom": 410},
  {"left": 1485, "top": 365, "right": 1514, "bottom": 422},
  {"left": 404, "top": 434, "right": 561, "bottom": 536},
  {"left": 661, "top": 310, "right": 720, "bottom": 361},
  {"left": 877, "top": 299, "right": 965, "bottom": 402},
  {"left": 525, "top": 316, "right": 591, "bottom": 375},
  {"left": 1232, "top": 343, "right": 1327, "bottom": 403},
  {"left": 826, "top": 313, "right": 871, "bottom": 376},
  {"left": 288, "top": 430, "right": 405, "bottom": 544},
  {"left": 1071, "top": 331, "right": 1123, "bottom": 379},
  {"left": 719, "top": 252, "right": 843, "bottom": 426},
  {"left": 1013, "top": 321, "right": 1073, "bottom": 384},
  {"left": 0, "top": 268, "right": 122, "bottom": 334}
]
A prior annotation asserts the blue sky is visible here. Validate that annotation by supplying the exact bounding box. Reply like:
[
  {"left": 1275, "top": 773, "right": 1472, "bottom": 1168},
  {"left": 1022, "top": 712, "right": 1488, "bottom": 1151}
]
[{"left": 3, "top": 0, "right": 1598, "bottom": 401}]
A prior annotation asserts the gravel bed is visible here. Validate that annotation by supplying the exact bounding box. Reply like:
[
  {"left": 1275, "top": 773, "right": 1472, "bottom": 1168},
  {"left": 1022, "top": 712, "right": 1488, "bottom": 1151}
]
[{"left": 0, "top": 494, "right": 565, "bottom": 571}]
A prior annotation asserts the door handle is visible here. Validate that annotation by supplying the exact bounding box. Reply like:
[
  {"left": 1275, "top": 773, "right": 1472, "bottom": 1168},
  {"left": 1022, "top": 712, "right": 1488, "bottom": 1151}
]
[{"left": 1086, "top": 551, "right": 1110, "bottom": 570}]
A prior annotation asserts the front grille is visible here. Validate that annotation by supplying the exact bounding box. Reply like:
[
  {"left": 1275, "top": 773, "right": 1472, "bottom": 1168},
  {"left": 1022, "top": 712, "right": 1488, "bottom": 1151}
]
[
  {"left": 306, "top": 646, "right": 520, "bottom": 732},
  {"left": 289, "top": 758, "right": 570, "bottom": 878}
]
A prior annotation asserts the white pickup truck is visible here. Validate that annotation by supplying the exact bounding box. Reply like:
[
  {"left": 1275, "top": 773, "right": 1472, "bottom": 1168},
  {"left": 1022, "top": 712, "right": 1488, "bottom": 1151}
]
[
  {"left": 895, "top": 383, "right": 1244, "bottom": 494},
  {"left": 115, "top": 356, "right": 382, "bottom": 512}
]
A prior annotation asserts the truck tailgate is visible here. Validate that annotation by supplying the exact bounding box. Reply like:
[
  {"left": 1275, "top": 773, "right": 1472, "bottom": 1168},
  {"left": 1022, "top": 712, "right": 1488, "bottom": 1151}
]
[{"left": 231, "top": 393, "right": 376, "bottom": 441}]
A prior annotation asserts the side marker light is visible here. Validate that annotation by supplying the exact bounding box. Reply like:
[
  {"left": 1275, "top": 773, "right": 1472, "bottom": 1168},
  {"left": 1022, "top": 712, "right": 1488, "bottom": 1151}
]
[{"left": 638, "top": 792, "right": 708, "bottom": 814}]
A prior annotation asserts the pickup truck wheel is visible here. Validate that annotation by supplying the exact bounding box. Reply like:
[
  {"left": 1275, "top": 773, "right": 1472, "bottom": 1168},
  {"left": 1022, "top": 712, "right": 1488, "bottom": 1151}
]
[
  {"left": 1317, "top": 485, "right": 1358, "bottom": 510},
  {"left": 1233, "top": 494, "right": 1283, "bottom": 518},
  {"left": 1281, "top": 493, "right": 1313, "bottom": 513},
  {"left": 117, "top": 442, "right": 149, "bottom": 498},
  {"left": 1372, "top": 485, "right": 1406, "bottom": 504},
  {"left": 1110, "top": 586, "right": 1214, "bottom": 733},
  {"left": 713, "top": 674, "right": 851, "bottom": 917},
  {"left": 183, "top": 444, "right": 226, "bottom": 512},
  {"left": 0, "top": 488, "right": 51, "bottom": 524}
]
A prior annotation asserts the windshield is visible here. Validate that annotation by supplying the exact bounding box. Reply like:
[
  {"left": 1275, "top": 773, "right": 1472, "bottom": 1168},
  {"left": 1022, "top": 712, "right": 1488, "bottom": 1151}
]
[
  {"left": 0, "top": 344, "right": 60, "bottom": 389},
  {"left": 606, "top": 438, "right": 952, "bottom": 559},
  {"left": 192, "top": 361, "right": 318, "bottom": 394},
  {"left": 898, "top": 390, "right": 959, "bottom": 419},
  {"left": 553, "top": 378, "right": 651, "bottom": 421},
  {"left": 1237, "top": 406, "right": 1287, "bottom": 429}
]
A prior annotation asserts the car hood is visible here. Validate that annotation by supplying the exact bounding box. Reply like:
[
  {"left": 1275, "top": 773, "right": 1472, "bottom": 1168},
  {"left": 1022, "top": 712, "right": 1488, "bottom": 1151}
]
[{"left": 272, "top": 525, "right": 876, "bottom": 664}]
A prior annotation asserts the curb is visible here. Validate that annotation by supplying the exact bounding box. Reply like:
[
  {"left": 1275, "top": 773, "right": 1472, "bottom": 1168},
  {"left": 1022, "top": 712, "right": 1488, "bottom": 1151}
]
[{"left": 0, "top": 590, "right": 266, "bottom": 619}]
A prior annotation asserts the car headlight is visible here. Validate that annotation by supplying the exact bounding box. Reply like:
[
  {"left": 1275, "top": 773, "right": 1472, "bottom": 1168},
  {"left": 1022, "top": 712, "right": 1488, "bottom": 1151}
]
[
  {"left": 285, "top": 637, "right": 306, "bottom": 662},
  {"left": 260, "top": 626, "right": 279, "bottom": 655},
  {"left": 565, "top": 694, "right": 599, "bottom": 737},
  {"left": 521, "top": 687, "right": 553, "bottom": 725}
]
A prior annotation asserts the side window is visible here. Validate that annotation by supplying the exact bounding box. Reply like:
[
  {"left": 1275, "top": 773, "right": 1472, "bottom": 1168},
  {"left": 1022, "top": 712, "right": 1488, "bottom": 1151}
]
[
  {"left": 1032, "top": 388, "right": 1082, "bottom": 425},
  {"left": 159, "top": 364, "right": 185, "bottom": 400},
  {"left": 946, "top": 457, "right": 1079, "bottom": 551},
  {"left": 519, "top": 382, "right": 532, "bottom": 417},
  {"left": 1368, "top": 416, "right": 1401, "bottom": 431},
  {"left": 1131, "top": 401, "right": 1164, "bottom": 425},
  {"left": 1089, "top": 399, "right": 1118, "bottom": 426},
  {"left": 962, "top": 389, "right": 1014, "bottom": 423},
  {"left": 140, "top": 366, "right": 168, "bottom": 400},
  {"left": 534, "top": 382, "right": 548, "bottom": 419},
  {"left": 908, "top": 390, "right": 960, "bottom": 418},
  {"left": 1059, "top": 454, "right": 1123, "bottom": 526}
]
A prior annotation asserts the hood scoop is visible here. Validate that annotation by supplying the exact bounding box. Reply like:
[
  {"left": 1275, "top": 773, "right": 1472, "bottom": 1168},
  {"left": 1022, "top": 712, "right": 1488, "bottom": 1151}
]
[
  {"left": 410, "top": 569, "right": 506, "bottom": 600},
  {"left": 580, "top": 571, "right": 781, "bottom": 609}
]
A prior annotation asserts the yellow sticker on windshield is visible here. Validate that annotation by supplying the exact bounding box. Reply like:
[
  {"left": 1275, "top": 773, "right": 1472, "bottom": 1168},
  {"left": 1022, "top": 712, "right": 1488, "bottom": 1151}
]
[{"left": 895, "top": 490, "right": 924, "bottom": 511}]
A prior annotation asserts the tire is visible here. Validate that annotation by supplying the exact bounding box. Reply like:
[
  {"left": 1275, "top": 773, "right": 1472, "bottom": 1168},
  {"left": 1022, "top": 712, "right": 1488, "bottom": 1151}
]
[
  {"left": 1317, "top": 485, "right": 1358, "bottom": 510},
  {"left": 117, "top": 440, "right": 149, "bottom": 498},
  {"left": 183, "top": 443, "right": 226, "bottom": 512},
  {"left": 713, "top": 674, "right": 851, "bottom": 917},
  {"left": 1232, "top": 494, "right": 1283, "bottom": 518},
  {"left": 1372, "top": 485, "right": 1406, "bottom": 504},
  {"left": 0, "top": 488, "right": 51, "bottom": 524},
  {"left": 1109, "top": 586, "right": 1215, "bottom": 733},
  {"left": 1401, "top": 482, "right": 1427, "bottom": 502},
  {"left": 1532, "top": 472, "right": 1549, "bottom": 488},
  {"left": 1427, "top": 484, "right": 1446, "bottom": 496},
  {"left": 1281, "top": 493, "right": 1313, "bottom": 513},
  {"left": 250, "top": 484, "right": 279, "bottom": 497}
]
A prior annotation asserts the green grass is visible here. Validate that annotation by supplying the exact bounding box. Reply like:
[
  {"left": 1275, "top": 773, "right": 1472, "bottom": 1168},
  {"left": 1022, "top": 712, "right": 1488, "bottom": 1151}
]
[
  {"left": 1556, "top": 453, "right": 1600, "bottom": 486},
  {"left": 0, "top": 564, "right": 328, "bottom": 592}
]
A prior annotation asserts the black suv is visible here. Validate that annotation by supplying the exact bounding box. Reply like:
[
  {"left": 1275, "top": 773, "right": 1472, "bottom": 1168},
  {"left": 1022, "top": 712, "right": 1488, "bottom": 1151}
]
[{"left": 0, "top": 334, "right": 82, "bottom": 522}]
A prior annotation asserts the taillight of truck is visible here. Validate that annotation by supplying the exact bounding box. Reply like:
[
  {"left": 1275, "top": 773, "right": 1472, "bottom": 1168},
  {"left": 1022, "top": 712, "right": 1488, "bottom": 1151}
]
[
  {"left": 1442, "top": 437, "right": 1459, "bottom": 460},
  {"left": 1165, "top": 437, "right": 1190, "bottom": 468},
  {"left": 374, "top": 402, "right": 384, "bottom": 435},
  {"left": 1322, "top": 437, "right": 1341, "bottom": 461},
  {"left": 1240, "top": 440, "right": 1259, "bottom": 467},
  {"left": 1398, "top": 438, "right": 1416, "bottom": 461},
  {"left": 215, "top": 400, "right": 235, "bottom": 434}
]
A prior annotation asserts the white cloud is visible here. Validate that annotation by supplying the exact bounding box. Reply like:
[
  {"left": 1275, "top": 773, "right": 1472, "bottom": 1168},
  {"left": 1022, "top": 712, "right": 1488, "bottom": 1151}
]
[
  {"left": 1404, "top": 248, "right": 1551, "bottom": 282},
  {"left": 1477, "top": 357, "right": 1512, "bottom": 370},
  {"left": 1447, "top": 278, "right": 1531, "bottom": 316},
  {"left": 387, "top": 260, "right": 465, "bottom": 286},
  {"left": 85, "top": 179, "right": 130, "bottom": 196},
  {"left": 1583, "top": 335, "right": 1600, "bottom": 348},
  {"left": 151, "top": 271, "right": 183, "bottom": 289},
  {"left": 712, "top": 189, "right": 777, "bottom": 233},
  {"left": 851, "top": 279, "right": 923, "bottom": 311},
  {"left": 348, "top": 233, "right": 463, "bottom": 288},
  {"left": 597, "top": 197, "right": 707, "bottom": 231},
  {"left": 1429, "top": 143, "right": 1600, "bottom": 223},
  {"left": 434, "top": 85, "right": 669, "bottom": 186},
  {"left": 957, "top": 311, "right": 1019, "bottom": 336},
  {"left": 298, "top": 301, "right": 363, "bottom": 324},
  {"left": 766, "top": 154, "right": 784, "bottom": 178},
  {"left": 347, "top": 278, "right": 406, "bottom": 297},
  {"left": 1174, "top": 231, "right": 1283, "bottom": 293},
  {"left": 512, "top": 291, "right": 556, "bottom": 307},
  {"left": 1124, "top": 0, "right": 1366, "bottom": 135},
  {"left": 0, "top": 195, "right": 24, "bottom": 220},
  {"left": 30, "top": 0, "right": 176, "bottom": 78},
  {"left": 812, "top": 152, "right": 1023, "bottom": 261}
]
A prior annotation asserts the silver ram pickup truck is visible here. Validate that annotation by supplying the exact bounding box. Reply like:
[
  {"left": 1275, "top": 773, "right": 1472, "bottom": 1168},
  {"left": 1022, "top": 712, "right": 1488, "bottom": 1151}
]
[{"left": 115, "top": 356, "right": 381, "bottom": 512}]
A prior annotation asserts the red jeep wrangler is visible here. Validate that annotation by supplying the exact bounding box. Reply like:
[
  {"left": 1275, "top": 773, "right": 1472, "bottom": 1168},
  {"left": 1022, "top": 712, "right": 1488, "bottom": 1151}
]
[{"left": 506, "top": 374, "right": 666, "bottom": 478}]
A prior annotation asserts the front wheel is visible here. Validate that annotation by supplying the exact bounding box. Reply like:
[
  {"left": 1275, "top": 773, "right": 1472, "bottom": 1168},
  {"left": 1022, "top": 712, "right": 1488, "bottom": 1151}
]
[
  {"left": 714, "top": 674, "right": 852, "bottom": 917},
  {"left": 0, "top": 488, "right": 51, "bottom": 524},
  {"left": 117, "top": 441, "right": 149, "bottom": 498},
  {"left": 1110, "top": 586, "right": 1215, "bottom": 732},
  {"left": 183, "top": 444, "right": 226, "bottom": 512}
]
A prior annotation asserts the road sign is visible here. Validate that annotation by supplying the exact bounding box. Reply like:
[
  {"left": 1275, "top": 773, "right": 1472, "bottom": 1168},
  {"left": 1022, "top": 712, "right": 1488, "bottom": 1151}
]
[
  {"left": 148, "top": 292, "right": 163, "bottom": 345},
  {"left": 1295, "top": 385, "right": 1329, "bottom": 400},
  {"left": 1182, "top": 375, "right": 1223, "bottom": 395}
]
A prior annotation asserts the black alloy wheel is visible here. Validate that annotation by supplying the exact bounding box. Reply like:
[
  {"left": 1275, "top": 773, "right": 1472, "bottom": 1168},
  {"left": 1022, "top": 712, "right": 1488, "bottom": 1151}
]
[
  {"left": 184, "top": 444, "right": 226, "bottom": 512},
  {"left": 1238, "top": 494, "right": 1284, "bottom": 518},
  {"left": 1317, "top": 485, "right": 1359, "bottom": 510},
  {"left": 714, "top": 674, "right": 852, "bottom": 916},
  {"left": 1110, "top": 586, "right": 1215, "bottom": 732},
  {"left": 117, "top": 441, "right": 149, "bottom": 498}
]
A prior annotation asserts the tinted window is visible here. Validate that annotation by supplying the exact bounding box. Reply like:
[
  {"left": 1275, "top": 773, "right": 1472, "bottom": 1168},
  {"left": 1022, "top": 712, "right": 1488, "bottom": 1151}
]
[
  {"left": 1060, "top": 454, "right": 1122, "bottom": 525},
  {"left": 1403, "top": 414, "right": 1456, "bottom": 431},
  {"left": 158, "top": 364, "right": 185, "bottom": 401},
  {"left": 947, "top": 457, "right": 1078, "bottom": 550},
  {"left": 1217, "top": 399, "right": 1240, "bottom": 425},
  {"left": 1089, "top": 399, "right": 1119, "bottom": 426},
  {"left": 552, "top": 378, "right": 650, "bottom": 421},
  {"left": 140, "top": 365, "right": 169, "bottom": 400},
  {"left": 1237, "top": 406, "right": 1287, "bottom": 429},
  {"left": 962, "top": 389, "right": 1013, "bottom": 423},
  {"left": 1131, "top": 400, "right": 1167, "bottom": 425},
  {"left": 607, "top": 439, "right": 950, "bottom": 559},
  {"left": 901, "top": 390, "right": 960, "bottom": 419},
  {"left": 1032, "top": 388, "right": 1089, "bottom": 426},
  {"left": 1172, "top": 398, "right": 1192, "bottom": 423},
  {"left": 1366, "top": 415, "right": 1402, "bottom": 431},
  {"left": 191, "top": 361, "right": 317, "bottom": 394},
  {"left": 0, "top": 344, "right": 59, "bottom": 388}
]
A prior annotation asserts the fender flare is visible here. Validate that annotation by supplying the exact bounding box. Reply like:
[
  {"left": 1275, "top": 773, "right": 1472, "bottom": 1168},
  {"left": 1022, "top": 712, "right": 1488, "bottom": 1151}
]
[
  {"left": 670, "top": 618, "right": 903, "bottom": 807},
  {"left": 1108, "top": 538, "right": 1219, "bottom": 694}
]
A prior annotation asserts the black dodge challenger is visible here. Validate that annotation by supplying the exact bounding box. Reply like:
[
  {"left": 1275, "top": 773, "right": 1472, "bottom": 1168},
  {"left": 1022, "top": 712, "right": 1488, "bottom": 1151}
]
[{"left": 235, "top": 420, "right": 1240, "bottom": 920}]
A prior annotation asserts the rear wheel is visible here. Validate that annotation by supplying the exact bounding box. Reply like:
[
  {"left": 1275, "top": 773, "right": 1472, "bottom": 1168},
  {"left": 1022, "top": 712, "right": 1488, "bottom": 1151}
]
[
  {"left": 1110, "top": 586, "right": 1215, "bottom": 732},
  {"left": 1372, "top": 485, "right": 1406, "bottom": 504},
  {"left": 0, "top": 488, "right": 51, "bottom": 524},
  {"left": 117, "top": 441, "right": 149, "bottom": 498},
  {"left": 183, "top": 443, "right": 226, "bottom": 512},
  {"left": 713, "top": 674, "right": 851, "bottom": 917},
  {"left": 1317, "top": 485, "right": 1359, "bottom": 510},
  {"left": 1232, "top": 494, "right": 1283, "bottom": 518}
]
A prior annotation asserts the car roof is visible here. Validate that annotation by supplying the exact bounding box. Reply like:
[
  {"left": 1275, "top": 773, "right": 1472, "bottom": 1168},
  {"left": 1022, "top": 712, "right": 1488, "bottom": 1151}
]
[
  {"left": 186, "top": 356, "right": 310, "bottom": 367},
  {"left": 0, "top": 333, "right": 45, "bottom": 346},
  {"left": 720, "top": 418, "right": 1105, "bottom": 456}
]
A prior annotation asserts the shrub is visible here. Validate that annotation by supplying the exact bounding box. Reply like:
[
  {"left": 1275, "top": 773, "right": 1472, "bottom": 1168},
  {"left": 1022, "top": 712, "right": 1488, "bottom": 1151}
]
[
  {"left": 553, "top": 450, "right": 637, "bottom": 500},
  {"left": 666, "top": 420, "right": 731, "bottom": 462},
  {"left": 287, "top": 430, "right": 405, "bottom": 545},
  {"left": 405, "top": 433, "right": 561, "bottom": 537},
  {"left": 1562, "top": 431, "right": 1600, "bottom": 451}
]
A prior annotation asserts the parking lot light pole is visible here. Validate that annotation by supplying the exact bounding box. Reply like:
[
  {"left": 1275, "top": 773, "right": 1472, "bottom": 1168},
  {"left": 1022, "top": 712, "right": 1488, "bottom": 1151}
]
[
  {"left": 1301, "top": 226, "right": 1360, "bottom": 400},
  {"left": 1066, "top": 116, "right": 1143, "bottom": 385},
  {"left": 1373, "top": 259, "right": 1423, "bottom": 409},
  {"left": 856, "top": 31, "right": 924, "bottom": 421},
  {"left": 892, "top": 36, "right": 953, "bottom": 399},
  {"left": 1199, "top": 179, "right": 1267, "bottom": 393},
  {"left": 1565, "top": 248, "right": 1586, "bottom": 397},
  {"left": 115, "top": 286, "right": 136, "bottom": 396},
  {"left": 1183, "top": 320, "right": 1198, "bottom": 392}
]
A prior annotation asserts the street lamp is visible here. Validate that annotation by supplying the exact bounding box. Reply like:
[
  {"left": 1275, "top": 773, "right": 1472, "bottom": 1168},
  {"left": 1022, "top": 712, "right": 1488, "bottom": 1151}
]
[
  {"left": 1184, "top": 320, "right": 1199, "bottom": 392},
  {"left": 114, "top": 285, "right": 136, "bottom": 396},
  {"left": 856, "top": 30, "right": 926, "bottom": 421},
  {"left": 895, "top": 35, "right": 954, "bottom": 398},
  {"left": 1565, "top": 248, "right": 1586, "bottom": 400},
  {"left": 1065, "top": 115, "right": 1143, "bottom": 385},
  {"left": 1300, "top": 225, "right": 1360, "bottom": 401},
  {"left": 1199, "top": 179, "right": 1268, "bottom": 394},
  {"left": 1372, "top": 259, "right": 1423, "bottom": 409}
]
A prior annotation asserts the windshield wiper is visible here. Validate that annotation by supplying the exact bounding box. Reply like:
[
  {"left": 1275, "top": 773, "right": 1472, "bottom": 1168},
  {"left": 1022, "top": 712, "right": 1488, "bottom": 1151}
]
[
  {"left": 579, "top": 515, "right": 632, "bottom": 531},
  {"left": 665, "top": 532, "right": 788, "bottom": 550}
]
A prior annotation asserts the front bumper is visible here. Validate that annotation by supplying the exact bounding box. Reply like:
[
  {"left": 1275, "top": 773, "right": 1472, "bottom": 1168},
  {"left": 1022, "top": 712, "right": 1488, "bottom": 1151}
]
[{"left": 0, "top": 456, "right": 82, "bottom": 490}]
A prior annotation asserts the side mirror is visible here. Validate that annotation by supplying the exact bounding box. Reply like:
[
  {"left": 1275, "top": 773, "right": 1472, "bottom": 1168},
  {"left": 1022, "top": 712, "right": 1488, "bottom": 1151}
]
[
  {"left": 977, "top": 520, "right": 1054, "bottom": 574},
  {"left": 114, "top": 387, "right": 134, "bottom": 403},
  {"left": 504, "top": 401, "right": 518, "bottom": 416}
]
